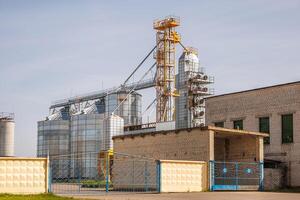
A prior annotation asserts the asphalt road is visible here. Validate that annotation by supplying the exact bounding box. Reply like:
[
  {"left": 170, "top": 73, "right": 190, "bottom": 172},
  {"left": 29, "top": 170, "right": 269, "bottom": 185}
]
[{"left": 64, "top": 191, "right": 300, "bottom": 200}]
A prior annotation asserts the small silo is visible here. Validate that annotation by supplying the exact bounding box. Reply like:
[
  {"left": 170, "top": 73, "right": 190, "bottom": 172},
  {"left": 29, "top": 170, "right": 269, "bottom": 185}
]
[
  {"left": 105, "top": 91, "right": 142, "bottom": 126},
  {"left": 102, "top": 113, "right": 124, "bottom": 151},
  {"left": 0, "top": 112, "right": 15, "bottom": 157}
]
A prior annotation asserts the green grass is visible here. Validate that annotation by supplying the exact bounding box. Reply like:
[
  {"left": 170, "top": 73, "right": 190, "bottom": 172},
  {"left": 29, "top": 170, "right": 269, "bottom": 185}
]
[
  {"left": 0, "top": 193, "right": 76, "bottom": 200},
  {"left": 81, "top": 180, "right": 112, "bottom": 188},
  {"left": 81, "top": 180, "right": 104, "bottom": 188}
]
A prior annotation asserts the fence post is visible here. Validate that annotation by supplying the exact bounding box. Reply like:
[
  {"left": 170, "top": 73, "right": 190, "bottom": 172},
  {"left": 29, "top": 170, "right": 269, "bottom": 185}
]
[
  {"left": 144, "top": 161, "right": 149, "bottom": 192},
  {"left": 77, "top": 164, "right": 81, "bottom": 193},
  {"left": 105, "top": 151, "right": 109, "bottom": 193},
  {"left": 156, "top": 160, "right": 161, "bottom": 193},
  {"left": 209, "top": 160, "right": 214, "bottom": 191},
  {"left": 235, "top": 162, "right": 239, "bottom": 190},
  {"left": 48, "top": 161, "right": 52, "bottom": 193},
  {"left": 259, "top": 162, "right": 264, "bottom": 191},
  {"left": 132, "top": 159, "right": 135, "bottom": 192}
]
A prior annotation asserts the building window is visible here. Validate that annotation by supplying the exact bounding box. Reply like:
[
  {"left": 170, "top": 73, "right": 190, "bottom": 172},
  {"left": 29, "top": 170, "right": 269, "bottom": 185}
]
[
  {"left": 282, "top": 114, "right": 293, "bottom": 143},
  {"left": 233, "top": 120, "right": 243, "bottom": 130},
  {"left": 259, "top": 117, "right": 270, "bottom": 144},
  {"left": 214, "top": 121, "right": 224, "bottom": 127}
]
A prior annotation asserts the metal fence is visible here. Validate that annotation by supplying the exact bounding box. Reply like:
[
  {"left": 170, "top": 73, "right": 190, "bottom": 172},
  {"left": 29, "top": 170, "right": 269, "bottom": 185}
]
[
  {"left": 49, "top": 152, "right": 158, "bottom": 194},
  {"left": 111, "top": 153, "right": 158, "bottom": 192},
  {"left": 210, "top": 161, "right": 264, "bottom": 191}
]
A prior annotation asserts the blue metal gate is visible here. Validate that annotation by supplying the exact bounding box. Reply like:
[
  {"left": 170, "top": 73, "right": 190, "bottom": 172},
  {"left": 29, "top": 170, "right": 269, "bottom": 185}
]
[{"left": 210, "top": 161, "right": 264, "bottom": 191}]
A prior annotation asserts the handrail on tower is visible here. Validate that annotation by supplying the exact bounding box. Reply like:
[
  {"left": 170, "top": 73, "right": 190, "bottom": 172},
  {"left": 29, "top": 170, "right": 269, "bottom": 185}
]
[
  {"left": 153, "top": 16, "right": 180, "bottom": 30},
  {"left": 153, "top": 16, "right": 181, "bottom": 122}
]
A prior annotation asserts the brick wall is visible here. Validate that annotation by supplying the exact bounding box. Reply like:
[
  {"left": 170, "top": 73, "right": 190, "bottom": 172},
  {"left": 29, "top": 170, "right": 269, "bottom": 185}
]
[
  {"left": 215, "top": 135, "right": 259, "bottom": 162},
  {"left": 113, "top": 129, "right": 211, "bottom": 161},
  {"left": 206, "top": 82, "right": 300, "bottom": 186},
  {"left": 264, "top": 168, "right": 284, "bottom": 190}
]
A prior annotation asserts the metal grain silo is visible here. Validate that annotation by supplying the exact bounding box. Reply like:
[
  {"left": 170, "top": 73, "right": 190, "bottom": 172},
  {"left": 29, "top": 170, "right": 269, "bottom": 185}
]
[
  {"left": 176, "top": 48, "right": 200, "bottom": 129},
  {"left": 175, "top": 47, "right": 214, "bottom": 129},
  {"left": 105, "top": 91, "right": 141, "bottom": 126},
  {"left": 0, "top": 113, "right": 15, "bottom": 157}
]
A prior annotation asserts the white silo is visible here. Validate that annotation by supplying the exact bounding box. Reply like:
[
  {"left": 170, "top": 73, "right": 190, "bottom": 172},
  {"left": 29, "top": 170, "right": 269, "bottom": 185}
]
[{"left": 0, "top": 113, "right": 15, "bottom": 157}]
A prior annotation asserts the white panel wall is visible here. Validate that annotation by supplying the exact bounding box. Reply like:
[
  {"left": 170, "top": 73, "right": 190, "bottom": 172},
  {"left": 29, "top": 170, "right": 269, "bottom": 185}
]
[
  {"left": 0, "top": 158, "right": 48, "bottom": 194},
  {"left": 160, "top": 160, "right": 208, "bottom": 192}
]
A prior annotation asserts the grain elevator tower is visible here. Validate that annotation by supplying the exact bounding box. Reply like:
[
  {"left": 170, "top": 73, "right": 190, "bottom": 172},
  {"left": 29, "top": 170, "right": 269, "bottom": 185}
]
[{"left": 175, "top": 48, "right": 213, "bottom": 129}]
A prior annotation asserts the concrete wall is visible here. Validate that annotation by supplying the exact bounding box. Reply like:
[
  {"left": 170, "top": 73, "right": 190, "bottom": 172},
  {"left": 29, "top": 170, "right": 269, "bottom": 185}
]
[
  {"left": 0, "top": 157, "right": 48, "bottom": 194},
  {"left": 113, "top": 129, "right": 211, "bottom": 161},
  {"left": 205, "top": 82, "right": 300, "bottom": 186},
  {"left": 160, "top": 160, "right": 208, "bottom": 192}
]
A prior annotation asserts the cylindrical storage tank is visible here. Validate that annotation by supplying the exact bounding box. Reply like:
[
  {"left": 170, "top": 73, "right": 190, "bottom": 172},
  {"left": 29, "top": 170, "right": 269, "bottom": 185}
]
[
  {"left": 106, "top": 91, "right": 141, "bottom": 126},
  {"left": 0, "top": 113, "right": 15, "bottom": 157},
  {"left": 37, "top": 119, "right": 70, "bottom": 178},
  {"left": 102, "top": 114, "right": 124, "bottom": 151},
  {"left": 37, "top": 120, "right": 70, "bottom": 158},
  {"left": 70, "top": 113, "right": 105, "bottom": 178}
]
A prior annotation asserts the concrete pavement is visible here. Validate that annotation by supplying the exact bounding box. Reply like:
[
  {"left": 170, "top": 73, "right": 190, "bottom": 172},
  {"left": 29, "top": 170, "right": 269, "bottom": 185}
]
[{"left": 63, "top": 191, "right": 300, "bottom": 200}]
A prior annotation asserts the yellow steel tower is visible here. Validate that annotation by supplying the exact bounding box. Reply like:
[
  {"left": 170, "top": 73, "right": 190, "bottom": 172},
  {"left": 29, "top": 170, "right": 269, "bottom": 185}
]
[{"left": 153, "top": 16, "right": 181, "bottom": 122}]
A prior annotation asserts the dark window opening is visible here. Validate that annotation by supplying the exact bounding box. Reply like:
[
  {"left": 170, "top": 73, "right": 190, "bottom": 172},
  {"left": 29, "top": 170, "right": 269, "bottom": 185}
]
[
  {"left": 259, "top": 117, "right": 270, "bottom": 144},
  {"left": 282, "top": 114, "right": 293, "bottom": 143},
  {"left": 233, "top": 120, "right": 243, "bottom": 130},
  {"left": 214, "top": 121, "right": 224, "bottom": 128}
]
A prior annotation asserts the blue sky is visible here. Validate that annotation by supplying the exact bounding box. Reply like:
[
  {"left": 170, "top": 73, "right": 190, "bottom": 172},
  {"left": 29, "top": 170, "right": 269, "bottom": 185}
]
[{"left": 0, "top": 0, "right": 299, "bottom": 156}]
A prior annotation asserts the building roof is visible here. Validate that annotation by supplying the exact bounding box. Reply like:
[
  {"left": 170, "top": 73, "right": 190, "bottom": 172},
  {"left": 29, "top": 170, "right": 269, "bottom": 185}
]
[
  {"left": 113, "top": 125, "right": 269, "bottom": 140},
  {"left": 0, "top": 112, "right": 14, "bottom": 121},
  {"left": 209, "top": 126, "right": 269, "bottom": 137},
  {"left": 206, "top": 81, "right": 300, "bottom": 99}
]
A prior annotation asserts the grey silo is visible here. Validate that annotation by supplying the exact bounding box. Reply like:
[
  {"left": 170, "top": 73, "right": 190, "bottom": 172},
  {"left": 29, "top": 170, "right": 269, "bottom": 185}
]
[{"left": 37, "top": 91, "right": 140, "bottom": 178}]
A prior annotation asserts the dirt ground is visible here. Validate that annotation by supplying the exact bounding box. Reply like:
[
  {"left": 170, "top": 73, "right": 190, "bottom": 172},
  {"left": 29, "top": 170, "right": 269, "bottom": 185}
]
[{"left": 63, "top": 191, "right": 300, "bottom": 200}]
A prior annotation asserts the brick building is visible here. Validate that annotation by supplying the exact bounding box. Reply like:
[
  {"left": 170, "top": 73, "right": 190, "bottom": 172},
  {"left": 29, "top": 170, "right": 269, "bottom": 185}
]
[
  {"left": 205, "top": 81, "right": 300, "bottom": 187},
  {"left": 113, "top": 126, "right": 267, "bottom": 190},
  {"left": 113, "top": 126, "right": 265, "bottom": 163}
]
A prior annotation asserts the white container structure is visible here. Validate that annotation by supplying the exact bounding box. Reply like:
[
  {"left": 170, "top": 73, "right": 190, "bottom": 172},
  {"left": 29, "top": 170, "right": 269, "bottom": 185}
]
[
  {"left": 102, "top": 114, "right": 124, "bottom": 151},
  {"left": 0, "top": 113, "right": 15, "bottom": 157},
  {"left": 156, "top": 121, "right": 175, "bottom": 131}
]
